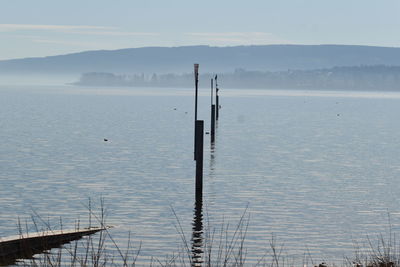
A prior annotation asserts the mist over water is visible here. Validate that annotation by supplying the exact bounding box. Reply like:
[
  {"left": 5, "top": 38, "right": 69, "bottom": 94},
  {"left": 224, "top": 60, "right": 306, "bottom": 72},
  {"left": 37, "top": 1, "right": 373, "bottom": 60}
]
[
  {"left": 0, "top": 74, "right": 76, "bottom": 87},
  {"left": 1, "top": 84, "right": 400, "bottom": 264}
]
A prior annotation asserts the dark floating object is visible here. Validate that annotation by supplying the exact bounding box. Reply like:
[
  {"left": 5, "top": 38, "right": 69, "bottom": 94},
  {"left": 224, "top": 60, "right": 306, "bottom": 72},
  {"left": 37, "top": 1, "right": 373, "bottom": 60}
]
[
  {"left": 185, "top": 112, "right": 188, "bottom": 114},
  {"left": 205, "top": 132, "right": 210, "bottom": 135},
  {"left": 173, "top": 108, "right": 177, "bottom": 110},
  {"left": 337, "top": 114, "right": 340, "bottom": 116},
  {"left": 103, "top": 138, "right": 108, "bottom": 142},
  {"left": 0, "top": 227, "right": 104, "bottom": 266}
]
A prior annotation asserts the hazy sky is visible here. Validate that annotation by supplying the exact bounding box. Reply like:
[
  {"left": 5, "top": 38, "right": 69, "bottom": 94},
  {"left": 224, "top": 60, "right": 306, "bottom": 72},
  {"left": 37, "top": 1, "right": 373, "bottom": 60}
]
[{"left": 1, "top": 0, "right": 400, "bottom": 60}]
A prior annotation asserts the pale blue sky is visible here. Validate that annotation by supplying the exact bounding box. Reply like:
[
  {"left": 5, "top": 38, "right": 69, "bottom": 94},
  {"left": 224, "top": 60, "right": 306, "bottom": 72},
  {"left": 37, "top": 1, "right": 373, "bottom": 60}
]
[{"left": 1, "top": 0, "right": 400, "bottom": 60}]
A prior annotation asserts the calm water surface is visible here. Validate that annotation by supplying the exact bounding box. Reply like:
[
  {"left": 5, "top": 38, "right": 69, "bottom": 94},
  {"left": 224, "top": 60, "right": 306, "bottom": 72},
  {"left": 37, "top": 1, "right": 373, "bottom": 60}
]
[{"left": 2, "top": 85, "right": 400, "bottom": 264}]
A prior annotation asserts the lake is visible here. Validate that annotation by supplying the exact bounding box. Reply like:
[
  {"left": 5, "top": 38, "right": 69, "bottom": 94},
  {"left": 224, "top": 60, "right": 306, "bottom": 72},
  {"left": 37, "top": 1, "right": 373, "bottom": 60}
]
[{"left": 1, "top": 84, "right": 400, "bottom": 265}]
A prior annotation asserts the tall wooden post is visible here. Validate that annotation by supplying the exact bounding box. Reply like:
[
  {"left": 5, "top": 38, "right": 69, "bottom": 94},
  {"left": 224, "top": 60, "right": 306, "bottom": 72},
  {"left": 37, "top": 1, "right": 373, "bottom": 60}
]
[
  {"left": 195, "top": 120, "right": 204, "bottom": 195},
  {"left": 194, "top": 64, "right": 199, "bottom": 160},
  {"left": 216, "top": 95, "right": 219, "bottom": 121},
  {"left": 211, "top": 105, "right": 216, "bottom": 143},
  {"left": 215, "top": 75, "right": 219, "bottom": 120},
  {"left": 211, "top": 78, "right": 215, "bottom": 142}
]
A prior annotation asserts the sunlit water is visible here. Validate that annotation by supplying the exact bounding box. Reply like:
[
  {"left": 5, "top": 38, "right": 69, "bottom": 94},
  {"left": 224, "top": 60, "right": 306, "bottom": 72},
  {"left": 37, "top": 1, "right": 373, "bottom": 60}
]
[{"left": 2, "top": 85, "right": 400, "bottom": 265}]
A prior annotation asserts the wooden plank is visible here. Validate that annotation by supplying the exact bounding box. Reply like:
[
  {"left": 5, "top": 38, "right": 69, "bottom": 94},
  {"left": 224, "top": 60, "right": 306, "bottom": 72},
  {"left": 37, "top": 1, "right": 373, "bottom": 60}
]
[{"left": 0, "top": 227, "right": 104, "bottom": 265}]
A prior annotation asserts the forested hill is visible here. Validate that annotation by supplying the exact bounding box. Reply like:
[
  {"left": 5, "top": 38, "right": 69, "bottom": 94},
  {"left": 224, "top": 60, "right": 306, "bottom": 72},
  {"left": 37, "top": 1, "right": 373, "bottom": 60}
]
[{"left": 3, "top": 45, "right": 400, "bottom": 75}]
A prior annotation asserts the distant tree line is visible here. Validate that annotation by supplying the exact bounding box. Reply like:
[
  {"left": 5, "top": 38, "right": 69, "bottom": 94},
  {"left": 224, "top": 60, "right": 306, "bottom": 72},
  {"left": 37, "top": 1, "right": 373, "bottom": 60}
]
[{"left": 74, "top": 65, "right": 400, "bottom": 91}]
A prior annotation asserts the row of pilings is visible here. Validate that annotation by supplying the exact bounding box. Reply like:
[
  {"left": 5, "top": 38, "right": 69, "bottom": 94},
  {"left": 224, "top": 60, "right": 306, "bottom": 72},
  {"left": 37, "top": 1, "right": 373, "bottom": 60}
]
[
  {"left": 192, "top": 63, "right": 221, "bottom": 266},
  {"left": 193, "top": 64, "right": 220, "bottom": 198}
]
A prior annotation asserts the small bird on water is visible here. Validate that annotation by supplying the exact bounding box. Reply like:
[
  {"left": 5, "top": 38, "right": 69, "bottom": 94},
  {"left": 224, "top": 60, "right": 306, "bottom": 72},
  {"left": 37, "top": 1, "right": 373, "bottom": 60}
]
[{"left": 104, "top": 138, "right": 108, "bottom": 142}]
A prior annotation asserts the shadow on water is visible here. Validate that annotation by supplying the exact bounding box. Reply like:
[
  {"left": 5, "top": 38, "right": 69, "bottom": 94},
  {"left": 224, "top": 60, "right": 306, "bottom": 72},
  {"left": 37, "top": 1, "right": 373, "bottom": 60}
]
[{"left": 191, "top": 194, "right": 204, "bottom": 266}]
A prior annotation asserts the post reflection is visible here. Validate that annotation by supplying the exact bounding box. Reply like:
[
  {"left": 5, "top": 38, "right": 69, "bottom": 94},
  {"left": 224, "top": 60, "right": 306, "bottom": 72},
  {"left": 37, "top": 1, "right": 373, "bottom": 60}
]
[
  {"left": 191, "top": 194, "right": 203, "bottom": 266},
  {"left": 210, "top": 124, "right": 216, "bottom": 170},
  {"left": 208, "top": 137, "right": 217, "bottom": 207}
]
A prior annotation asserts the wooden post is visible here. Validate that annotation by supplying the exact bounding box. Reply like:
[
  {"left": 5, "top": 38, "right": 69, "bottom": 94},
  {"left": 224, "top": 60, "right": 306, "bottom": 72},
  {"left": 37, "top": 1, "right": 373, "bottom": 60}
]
[
  {"left": 211, "top": 105, "right": 215, "bottom": 142},
  {"left": 211, "top": 78, "right": 213, "bottom": 106},
  {"left": 195, "top": 120, "right": 204, "bottom": 195},
  {"left": 215, "top": 75, "right": 219, "bottom": 120},
  {"left": 216, "top": 95, "right": 219, "bottom": 120},
  {"left": 211, "top": 78, "right": 215, "bottom": 142},
  {"left": 194, "top": 64, "right": 199, "bottom": 160}
]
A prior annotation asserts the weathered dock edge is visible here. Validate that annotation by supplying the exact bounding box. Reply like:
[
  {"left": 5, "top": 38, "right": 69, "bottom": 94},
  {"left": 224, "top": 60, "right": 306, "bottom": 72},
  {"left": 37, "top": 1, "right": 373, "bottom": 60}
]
[{"left": 0, "top": 227, "right": 104, "bottom": 266}]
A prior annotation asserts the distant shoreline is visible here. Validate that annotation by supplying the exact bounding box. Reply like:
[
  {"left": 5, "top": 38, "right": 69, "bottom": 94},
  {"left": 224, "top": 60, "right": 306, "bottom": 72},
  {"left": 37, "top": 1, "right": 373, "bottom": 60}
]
[{"left": 73, "top": 65, "right": 400, "bottom": 92}]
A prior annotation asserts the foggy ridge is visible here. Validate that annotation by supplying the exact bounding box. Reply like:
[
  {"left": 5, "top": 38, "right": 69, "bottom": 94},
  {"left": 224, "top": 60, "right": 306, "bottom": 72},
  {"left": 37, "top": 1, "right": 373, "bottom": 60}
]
[{"left": 2, "top": 45, "right": 400, "bottom": 75}]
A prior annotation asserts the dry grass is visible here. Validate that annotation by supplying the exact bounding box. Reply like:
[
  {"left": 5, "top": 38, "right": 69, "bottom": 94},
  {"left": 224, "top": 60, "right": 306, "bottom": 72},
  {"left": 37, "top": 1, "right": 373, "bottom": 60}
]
[
  {"left": 14, "top": 198, "right": 140, "bottom": 267},
  {"left": 10, "top": 204, "right": 400, "bottom": 267}
]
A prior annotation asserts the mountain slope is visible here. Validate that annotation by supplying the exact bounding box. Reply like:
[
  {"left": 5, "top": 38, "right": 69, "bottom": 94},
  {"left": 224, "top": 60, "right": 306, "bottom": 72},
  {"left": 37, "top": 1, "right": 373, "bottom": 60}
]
[{"left": 2, "top": 45, "right": 400, "bottom": 75}]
